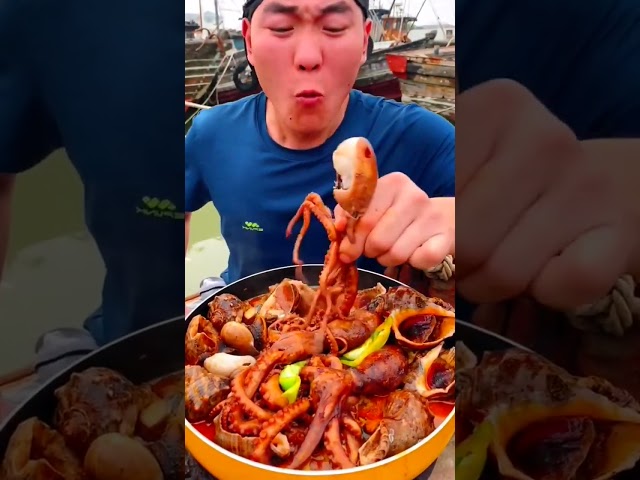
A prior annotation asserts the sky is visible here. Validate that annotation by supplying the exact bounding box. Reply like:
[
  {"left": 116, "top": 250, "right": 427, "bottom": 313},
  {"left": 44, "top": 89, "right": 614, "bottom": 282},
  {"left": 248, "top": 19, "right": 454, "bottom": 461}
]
[{"left": 185, "top": 0, "right": 455, "bottom": 30}]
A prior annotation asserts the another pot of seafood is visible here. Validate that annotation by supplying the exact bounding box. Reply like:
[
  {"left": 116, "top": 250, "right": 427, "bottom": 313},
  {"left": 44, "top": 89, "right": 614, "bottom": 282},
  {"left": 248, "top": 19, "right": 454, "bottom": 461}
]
[
  {"left": 0, "top": 316, "right": 185, "bottom": 480},
  {"left": 456, "top": 320, "right": 640, "bottom": 480}
]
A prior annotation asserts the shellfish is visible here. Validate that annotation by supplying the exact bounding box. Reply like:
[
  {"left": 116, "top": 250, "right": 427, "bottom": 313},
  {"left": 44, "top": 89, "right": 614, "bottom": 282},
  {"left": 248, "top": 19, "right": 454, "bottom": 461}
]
[
  {"left": 458, "top": 346, "right": 640, "bottom": 480},
  {"left": 389, "top": 305, "right": 455, "bottom": 350},
  {"left": 404, "top": 343, "right": 455, "bottom": 400}
]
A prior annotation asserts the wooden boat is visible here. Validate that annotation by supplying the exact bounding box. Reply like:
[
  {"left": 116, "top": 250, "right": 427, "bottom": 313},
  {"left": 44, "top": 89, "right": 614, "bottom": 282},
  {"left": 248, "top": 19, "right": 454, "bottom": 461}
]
[
  {"left": 185, "top": 23, "right": 253, "bottom": 105},
  {"left": 385, "top": 46, "right": 455, "bottom": 123},
  {"left": 184, "top": 6, "right": 437, "bottom": 121}
]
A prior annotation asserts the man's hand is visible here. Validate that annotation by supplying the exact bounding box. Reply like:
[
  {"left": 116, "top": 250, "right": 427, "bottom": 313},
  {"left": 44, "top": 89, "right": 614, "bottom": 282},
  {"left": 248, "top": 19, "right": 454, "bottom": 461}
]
[
  {"left": 456, "top": 79, "right": 639, "bottom": 310},
  {"left": 335, "top": 172, "right": 455, "bottom": 271}
]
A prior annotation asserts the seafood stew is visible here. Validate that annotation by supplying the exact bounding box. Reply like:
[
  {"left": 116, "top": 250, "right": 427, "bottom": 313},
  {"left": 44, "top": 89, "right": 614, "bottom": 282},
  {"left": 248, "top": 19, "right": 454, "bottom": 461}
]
[
  {"left": 184, "top": 265, "right": 456, "bottom": 472},
  {"left": 0, "top": 316, "right": 185, "bottom": 480},
  {"left": 456, "top": 320, "right": 640, "bottom": 480}
]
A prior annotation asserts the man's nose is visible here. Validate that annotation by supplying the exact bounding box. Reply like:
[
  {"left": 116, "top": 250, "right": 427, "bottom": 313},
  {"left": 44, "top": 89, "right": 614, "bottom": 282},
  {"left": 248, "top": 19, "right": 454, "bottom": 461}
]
[{"left": 294, "top": 35, "right": 322, "bottom": 71}]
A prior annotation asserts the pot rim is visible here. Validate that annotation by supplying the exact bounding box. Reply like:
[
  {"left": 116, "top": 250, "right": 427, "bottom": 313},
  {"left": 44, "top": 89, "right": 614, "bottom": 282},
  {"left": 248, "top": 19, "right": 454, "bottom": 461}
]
[{"left": 185, "top": 407, "right": 455, "bottom": 476}]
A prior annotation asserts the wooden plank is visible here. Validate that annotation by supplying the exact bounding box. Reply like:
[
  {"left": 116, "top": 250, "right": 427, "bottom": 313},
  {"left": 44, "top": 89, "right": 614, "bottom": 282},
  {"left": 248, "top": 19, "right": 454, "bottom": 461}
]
[
  {"left": 407, "top": 73, "right": 456, "bottom": 88},
  {"left": 399, "top": 79, "right": 455, "bottom": 101},
  {"left": 407, "top": 63, "right": 455, "bottom": 78}
]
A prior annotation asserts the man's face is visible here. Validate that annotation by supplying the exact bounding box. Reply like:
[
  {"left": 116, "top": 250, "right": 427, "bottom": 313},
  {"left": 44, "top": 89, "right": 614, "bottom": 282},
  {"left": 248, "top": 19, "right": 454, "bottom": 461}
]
[{"left": 243, "top": 0, "right": 371, "bottom": 136}]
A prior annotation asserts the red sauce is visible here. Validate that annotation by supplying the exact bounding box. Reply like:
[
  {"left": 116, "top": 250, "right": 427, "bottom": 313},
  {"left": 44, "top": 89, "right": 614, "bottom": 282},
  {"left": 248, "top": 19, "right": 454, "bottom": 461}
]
[
  {"left": 429, "top": 401, "right": 454, "bottom": 427},
  {"left": 192, "top": 421, "right": 216, "bottom": 440}
]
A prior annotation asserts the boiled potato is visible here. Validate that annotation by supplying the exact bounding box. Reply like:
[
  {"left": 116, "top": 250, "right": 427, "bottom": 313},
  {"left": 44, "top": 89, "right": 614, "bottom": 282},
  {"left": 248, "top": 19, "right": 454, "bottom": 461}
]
[{"left": 84, "top": 433, "right": 163, "bottom": 480}]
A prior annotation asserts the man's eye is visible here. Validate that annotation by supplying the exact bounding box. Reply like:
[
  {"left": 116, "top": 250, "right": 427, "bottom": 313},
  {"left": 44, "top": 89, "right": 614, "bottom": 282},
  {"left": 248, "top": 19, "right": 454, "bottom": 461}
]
[
  {"left": 324, "top": 26, "right": 347, "bottom": 34},
  {"left": 270, "top": 27, "right": 293, "bottom": 33}
]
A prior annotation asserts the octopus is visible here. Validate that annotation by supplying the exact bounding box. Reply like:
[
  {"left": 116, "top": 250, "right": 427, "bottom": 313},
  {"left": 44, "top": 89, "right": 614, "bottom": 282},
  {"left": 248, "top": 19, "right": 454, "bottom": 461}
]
[
  {"left": 456, "top": 344, "right": 640, "bottom": 480},
  {"left": 185, "top": 137, "right": 457, "bottom": 471}
]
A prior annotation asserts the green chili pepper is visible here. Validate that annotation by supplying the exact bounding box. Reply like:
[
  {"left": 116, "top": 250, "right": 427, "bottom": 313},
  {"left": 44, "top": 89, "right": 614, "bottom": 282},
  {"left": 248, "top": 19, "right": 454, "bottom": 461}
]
[
  {"left": 455, "top": 421, "right": 492, "bottom": 480},
  {"left": 281, "top": 377, "right": 301, "bottom": 403},
  {"left": 279, "top": 361, "right": 307, "bottom": 403},
  {"left": 340, "top": 315, "right": 394, "bottom": 367}
]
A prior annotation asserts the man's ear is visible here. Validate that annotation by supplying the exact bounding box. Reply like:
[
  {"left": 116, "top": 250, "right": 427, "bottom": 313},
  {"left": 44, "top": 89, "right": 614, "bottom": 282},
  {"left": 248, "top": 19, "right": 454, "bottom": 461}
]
[
  {"left": 361, "top": 19, "right": 373, "bottom": 65},
  {"left": 242, "top": 18, "right": 253, "bottom": 64}
]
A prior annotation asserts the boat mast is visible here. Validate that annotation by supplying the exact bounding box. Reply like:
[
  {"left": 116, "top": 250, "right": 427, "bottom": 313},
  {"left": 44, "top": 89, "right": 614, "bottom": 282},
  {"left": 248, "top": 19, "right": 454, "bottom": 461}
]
[{"left": 214, "top": 0, "right": 220, "bottom": 31}]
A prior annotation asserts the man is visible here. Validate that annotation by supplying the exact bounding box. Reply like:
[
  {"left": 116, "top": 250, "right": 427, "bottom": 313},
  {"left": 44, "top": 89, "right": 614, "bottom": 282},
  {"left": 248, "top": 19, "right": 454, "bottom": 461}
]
[
  {"left": 185, "top": 0, "right": 456, "bottom": 284},
  {"left": 0, "top": 1, "right": 186, "bottom": 353}
]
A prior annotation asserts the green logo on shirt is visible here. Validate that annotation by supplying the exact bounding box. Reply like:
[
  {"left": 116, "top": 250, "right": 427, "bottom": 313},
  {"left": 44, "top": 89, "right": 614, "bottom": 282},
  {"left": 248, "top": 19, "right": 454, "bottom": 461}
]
[
  {"left": 136, "top": 196, "right": 184, "bottom": 220},
  {"left": 242, "top": 221, "right": 263, "bottom": 231}
]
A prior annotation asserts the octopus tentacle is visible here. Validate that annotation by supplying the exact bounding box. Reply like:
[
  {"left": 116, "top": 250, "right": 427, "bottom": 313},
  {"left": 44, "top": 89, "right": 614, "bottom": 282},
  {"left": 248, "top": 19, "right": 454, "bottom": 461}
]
[
  {"left": 260, "top": 373, "right": 289, "bottom": 410},
  {"left": 324, "top": 416, "right": 355, "bottom": 469},
  {"left": 219, "top": 398, "right": 235, "bottom": 431},
  {"left": 341, "top": 413, "right": 363, "bottom": 464},
  {"left": 345, "top": 430, "right": 362, "bottom": 465},
  {"left": 243, "top": 349, "right": 284, "bottom": 397},
  {"left": 210, "top": 396, "right": 231, "bottom": 421},
  {"left": 250, "top": 398, "right": 312, "bottom": 464},
  {"left": 232, "top": 368, "right": 272, "bottom": 420},
  {"left": 341, "top": 415, "right": 362, "bottom": 437},
  {"left": 287, "top": 367, "right": 355, "bottom": 469},
  {"left": 225, "top": 404, "right": 263, "bottom": 436}
]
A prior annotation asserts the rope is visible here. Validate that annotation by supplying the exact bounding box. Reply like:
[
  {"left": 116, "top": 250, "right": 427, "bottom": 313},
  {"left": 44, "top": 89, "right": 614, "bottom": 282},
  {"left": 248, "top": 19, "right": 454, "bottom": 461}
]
[
  {"left": 566, "top": 274, "right": 640, "bottom": 337},
  {"left": 423, "top": 254, "right": 455, "bottom": 281}
]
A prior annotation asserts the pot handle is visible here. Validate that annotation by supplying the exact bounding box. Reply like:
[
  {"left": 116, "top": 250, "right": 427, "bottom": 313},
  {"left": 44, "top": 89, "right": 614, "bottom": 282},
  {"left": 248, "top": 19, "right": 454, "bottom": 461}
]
[{"left": 199, "top": 276, "right": 226, "bottom": 300}]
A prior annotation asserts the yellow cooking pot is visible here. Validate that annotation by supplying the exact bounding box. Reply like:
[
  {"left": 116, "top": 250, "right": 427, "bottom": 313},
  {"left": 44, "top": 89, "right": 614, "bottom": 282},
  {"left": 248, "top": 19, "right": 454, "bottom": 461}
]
[{"left": 185, "top": 408, "right": 454, "bottom": 480}]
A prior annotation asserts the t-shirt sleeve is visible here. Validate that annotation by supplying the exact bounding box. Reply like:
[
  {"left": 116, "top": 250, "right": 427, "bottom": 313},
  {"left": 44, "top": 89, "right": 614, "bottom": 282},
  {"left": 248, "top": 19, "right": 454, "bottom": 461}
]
[
  {"left": 0, "top": 46, "right": 62, "bottom": 173},
  {"left": 185, "top": 115, "right": 211, "bottom": 212},
  {"left": 409, "top": 108, "right": 455, "bottom": 197}
]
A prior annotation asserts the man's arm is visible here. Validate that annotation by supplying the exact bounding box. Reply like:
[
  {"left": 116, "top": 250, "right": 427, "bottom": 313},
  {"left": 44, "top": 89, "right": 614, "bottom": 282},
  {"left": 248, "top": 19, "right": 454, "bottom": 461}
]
[{"left": 0, "top": 175, "right": 15, "bottom": 281}]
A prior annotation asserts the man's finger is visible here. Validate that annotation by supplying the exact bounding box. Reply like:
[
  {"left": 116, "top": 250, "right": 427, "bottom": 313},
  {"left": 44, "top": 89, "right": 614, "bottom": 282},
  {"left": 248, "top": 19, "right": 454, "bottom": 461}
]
[
  {"left": 456, "top": 79, "right": 536, "bottom": 193},
  {"left": 338, "top": 178, "right": 398, "bottom": 262},
  {"left": 457, "top": 163, "right": 610, "bottom": 303},
  {"left": 530, "top": 225, "right": 632, "bottom": 309},
  {"left": 375, "top": 219, "right": 425, "bottom": 267},
  {"left": 333, "top": 205, "right": 348, "bottom": 232},
  {"left": 363, "top": 205, "right": 415, "bottom": 259},
  {"left": 408, "top": 233, "right": 450, "bottom": 271},
  {"left": 457, "top": 99, "right": 578, "bottom": 277}
]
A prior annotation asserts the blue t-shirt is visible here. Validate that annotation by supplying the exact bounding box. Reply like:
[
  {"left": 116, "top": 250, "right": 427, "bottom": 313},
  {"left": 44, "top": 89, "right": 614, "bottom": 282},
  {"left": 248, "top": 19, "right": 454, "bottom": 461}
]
[
  {"left": 0, "top": 1, "right": 186, "bottom": 345},
  {"left": 185, "top": 90, "right": 455, "bottom": 284}
]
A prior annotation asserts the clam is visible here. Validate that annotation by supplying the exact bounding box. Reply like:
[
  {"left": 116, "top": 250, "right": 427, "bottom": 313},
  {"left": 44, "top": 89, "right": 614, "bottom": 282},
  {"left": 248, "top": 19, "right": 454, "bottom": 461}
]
[
  {"left": 257, "top": 279, "right": 316, "bottom": 321},
  {"left": 404, "top": 343, "right": 455, "bottom": 399},
  {"left": 203, "top": 352, "right": 256, "bottom": 378},
  {"left": 390, "top": 305, "right": 455, "bottom": 350},
  {"left": 220, "top": 321, "right": 259, "bottom": 356}
]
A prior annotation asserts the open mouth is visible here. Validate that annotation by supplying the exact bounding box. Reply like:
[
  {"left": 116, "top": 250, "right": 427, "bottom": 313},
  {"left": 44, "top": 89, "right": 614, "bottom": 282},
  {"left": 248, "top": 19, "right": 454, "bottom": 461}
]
[{"left": 296, "top": 90, "right": 323, "bottom": 98}]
